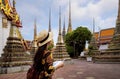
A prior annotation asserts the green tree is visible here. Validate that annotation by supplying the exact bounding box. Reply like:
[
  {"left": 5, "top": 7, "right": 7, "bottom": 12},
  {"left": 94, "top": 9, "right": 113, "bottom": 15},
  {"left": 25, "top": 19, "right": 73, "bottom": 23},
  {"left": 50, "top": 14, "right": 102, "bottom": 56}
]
[{"left": 65, "top": 26, "right": 92, "bottom": 58}]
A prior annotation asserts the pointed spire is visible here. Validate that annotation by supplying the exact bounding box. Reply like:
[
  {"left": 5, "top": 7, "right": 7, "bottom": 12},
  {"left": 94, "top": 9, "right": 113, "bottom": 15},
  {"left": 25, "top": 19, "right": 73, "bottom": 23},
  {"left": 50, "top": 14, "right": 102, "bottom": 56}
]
[
  {"left": 53, "top": 6, "right": 71, "bottom": 61},
  {"left": 117, "top": 0, "right": 120, "bottom": 20},
  {"left": 108, "top": 0, "right": 120, "bottom": 49},
  {"left": 69, "top": 0, "right": 71, "bottom": 23},
  {"left": 59, "top": 7, "right": 61, "bottom": 35},
  {"left": 34, "top": 19, "right": 37, "bottom": 40},
  {"left": 115, "top": 0, "right": 120, "bottom": 34},
  {"left": 13, "top": 0, "right": 16, "bottom": 8},
  {"left": 48, "top": 8, "right": 51, "bottom": 32},
  {"left": 93, "top": 18, "right": 95, "bottom": 34},
  {"left": 90, "top": 18, "right": 98, "bottom": 50},
  {"left": 11, "top": 0, "right": 17, "bottom": 26},
  {"left": 57, "top": 6, "right": 63, "bottom": 43},
  {"left": 63, "top": 16, "right": 66, "bottom": 32},
  {"left": 67, "top": 0, "right": 72, "bottom": 33},
  {"left": 32, "top": 19, "right": 37, "bottom": 48},
  {"left": 62, "top": 16, "right": 66, "bottom": 37}
]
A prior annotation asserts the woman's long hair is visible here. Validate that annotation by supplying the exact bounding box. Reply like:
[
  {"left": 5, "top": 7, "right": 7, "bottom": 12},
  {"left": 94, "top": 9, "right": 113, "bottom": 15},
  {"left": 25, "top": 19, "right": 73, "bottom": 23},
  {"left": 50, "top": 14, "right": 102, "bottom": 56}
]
[{"left": 33, "top": 43, "right": 47, "bottom": 70}]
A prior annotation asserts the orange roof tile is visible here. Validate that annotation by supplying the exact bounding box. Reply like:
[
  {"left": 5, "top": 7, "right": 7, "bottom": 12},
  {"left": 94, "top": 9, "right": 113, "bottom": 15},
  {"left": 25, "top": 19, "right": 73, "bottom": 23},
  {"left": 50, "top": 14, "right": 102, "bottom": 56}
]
[
  {"left": 100, "top": 28, "right": 114, "bottom": 37},
  {"left": 94, "top": 28, "right": 115, "bottom": 44}
]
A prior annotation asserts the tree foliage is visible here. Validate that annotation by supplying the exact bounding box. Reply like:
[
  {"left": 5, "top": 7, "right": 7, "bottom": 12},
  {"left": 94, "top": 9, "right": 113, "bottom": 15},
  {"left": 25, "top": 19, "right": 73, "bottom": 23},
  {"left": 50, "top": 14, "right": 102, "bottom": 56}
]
[{"left": 65, "top": 26, "right": 92, "bottom": 57}]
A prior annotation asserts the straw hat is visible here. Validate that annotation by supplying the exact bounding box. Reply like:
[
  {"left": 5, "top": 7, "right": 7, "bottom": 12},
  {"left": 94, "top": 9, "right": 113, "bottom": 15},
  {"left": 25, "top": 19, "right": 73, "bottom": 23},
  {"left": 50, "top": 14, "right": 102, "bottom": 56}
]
[{"left": 37, "top": 30, "right": 53, "bottom": 47}]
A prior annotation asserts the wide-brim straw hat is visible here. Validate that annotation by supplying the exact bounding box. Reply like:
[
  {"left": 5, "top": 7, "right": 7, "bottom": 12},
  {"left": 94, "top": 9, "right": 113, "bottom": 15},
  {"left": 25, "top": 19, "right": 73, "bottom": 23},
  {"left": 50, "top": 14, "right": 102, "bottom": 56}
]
[{"left": 37, "top": 30, "right": 53, "bottom": 47}]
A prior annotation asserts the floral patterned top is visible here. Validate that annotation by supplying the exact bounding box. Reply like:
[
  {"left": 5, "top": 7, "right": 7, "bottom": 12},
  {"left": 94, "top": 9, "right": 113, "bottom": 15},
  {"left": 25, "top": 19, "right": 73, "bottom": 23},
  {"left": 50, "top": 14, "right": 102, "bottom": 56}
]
[{"left": 27, "top": 50, "right": 55, "bottom": 79}]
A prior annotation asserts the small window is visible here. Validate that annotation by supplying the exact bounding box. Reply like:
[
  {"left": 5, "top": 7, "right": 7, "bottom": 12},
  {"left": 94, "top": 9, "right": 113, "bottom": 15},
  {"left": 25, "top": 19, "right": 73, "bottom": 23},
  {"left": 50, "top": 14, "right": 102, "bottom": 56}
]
[{"left": 2, "top": 17, "right": 8, "bottom": 28}]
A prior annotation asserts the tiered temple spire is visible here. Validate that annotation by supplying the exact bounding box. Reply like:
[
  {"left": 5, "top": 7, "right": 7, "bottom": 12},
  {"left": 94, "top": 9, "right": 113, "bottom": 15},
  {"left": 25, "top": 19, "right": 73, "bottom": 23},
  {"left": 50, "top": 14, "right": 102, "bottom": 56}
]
[
  {"left": 30, "top": 19, "right": 38, "bottom": 58},
  {"left": 89, "top": 18, "right": 98, "bottom": 50},
  {"left": 115, "top": 0, "right": 120, "bottom": 34},
  {"left": 67, "top": 0, "right": 72, "bottom": 33},
  {"left": 0, "top": 0, "right": 31, "bottom": 73},
  {"left": 94, "top": 0, "right": 120, "bottom": 63},
  {"left": 57, "top": 7, "right": 63, "bottom": 43},
  {"left": 53, "top": 7, "right": 70, "bottom": 61},
  {"left": 108, "top": 0, "right": 120, "bottom": 49}
]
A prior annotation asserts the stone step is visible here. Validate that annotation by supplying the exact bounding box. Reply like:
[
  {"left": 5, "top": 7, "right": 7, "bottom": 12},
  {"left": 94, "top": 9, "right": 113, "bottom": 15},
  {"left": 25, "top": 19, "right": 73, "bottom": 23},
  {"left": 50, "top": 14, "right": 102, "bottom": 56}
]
[
  {"left": 94, "top": 61, "right": 120, "bottom": 64},
  {"left": 93, "top": 58, "right": 120, "bottom": 64},
  {"left": 94, "top": 56, "right": 120, "bottom": 59}
]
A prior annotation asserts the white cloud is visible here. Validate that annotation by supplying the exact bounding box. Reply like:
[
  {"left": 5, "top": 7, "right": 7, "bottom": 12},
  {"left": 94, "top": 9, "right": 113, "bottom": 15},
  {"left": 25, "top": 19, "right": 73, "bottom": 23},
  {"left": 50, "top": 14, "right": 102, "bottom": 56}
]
[
  {"left": 70, "top": 0, "right": 117, "bottom": 20},
  {"left": 95, "top": 16, "right": 116, "bottom": 31},
  {"left": 52, "top": 0, "right": 68, "bottom": 7},
  {"left": 63, "top": 0, "right": 118, "bottom": 31},
  {"left": 14, "top": 0, "right": 118, "bottom": 42}
]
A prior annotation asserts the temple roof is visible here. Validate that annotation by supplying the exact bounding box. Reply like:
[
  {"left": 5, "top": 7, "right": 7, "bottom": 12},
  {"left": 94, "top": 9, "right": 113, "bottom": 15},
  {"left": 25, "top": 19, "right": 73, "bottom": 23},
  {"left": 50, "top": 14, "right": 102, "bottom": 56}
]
[
  {"left": 94, "top": 28, "right": 115, "bottom": 44},
  {"left": 100, "top": 28, "right": 114, "bottom": 37},
  {"left": 0, "top": 0, "right": 22, "bottom": 27}
]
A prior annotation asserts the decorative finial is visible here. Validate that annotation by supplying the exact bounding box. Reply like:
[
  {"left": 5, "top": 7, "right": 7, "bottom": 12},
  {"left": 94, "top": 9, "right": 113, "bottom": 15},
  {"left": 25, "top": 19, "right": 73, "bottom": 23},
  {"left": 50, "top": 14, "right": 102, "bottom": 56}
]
[
  {"left": 93, "top": 18, "right": 95, "bottom": 34},
  {"left": 63, "top": 16, "right": 66, "bottom": 30},
  {"left": 63, "top": 16, "right": 66, "bottom": 36},
  {"left": 117, "top": 0, "right": 120, "bottom": 20},
  {"left": 57, "top": 6, "right": 64, "bottom": 43},
  {"left": 67, "top": 0, "right": 72, "bottom": 33},
  {"left": 49, "top": 8, "right": 51, "bottom": 32},
  {"left": 69, "top": 0, "right": 71, "bottom": 22},
  {"left": 34, "top": 18, "right": 37, "bottom": 40},
  {"left": 59, "top": 6, "right": 61, "bottom": 35},
  {"left": 62, "top": 16, "right": 66, "bottom": 40},
  {"left": 13, "top": 0, "right": 16, "bottom": 8}
]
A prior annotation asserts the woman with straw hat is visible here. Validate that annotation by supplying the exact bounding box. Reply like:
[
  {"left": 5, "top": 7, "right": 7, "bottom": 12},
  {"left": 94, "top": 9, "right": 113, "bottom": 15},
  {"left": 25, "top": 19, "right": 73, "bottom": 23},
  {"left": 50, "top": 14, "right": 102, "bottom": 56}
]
[{"left": 27, "top": 30, "right": 64, "bottom": 79}]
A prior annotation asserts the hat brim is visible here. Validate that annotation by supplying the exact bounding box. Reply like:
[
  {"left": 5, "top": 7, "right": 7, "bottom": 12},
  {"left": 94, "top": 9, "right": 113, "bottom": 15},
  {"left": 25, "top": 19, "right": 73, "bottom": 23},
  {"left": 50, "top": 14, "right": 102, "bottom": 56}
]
[{"left": 38, "top": 32, "right": 53, "bottom": 47}]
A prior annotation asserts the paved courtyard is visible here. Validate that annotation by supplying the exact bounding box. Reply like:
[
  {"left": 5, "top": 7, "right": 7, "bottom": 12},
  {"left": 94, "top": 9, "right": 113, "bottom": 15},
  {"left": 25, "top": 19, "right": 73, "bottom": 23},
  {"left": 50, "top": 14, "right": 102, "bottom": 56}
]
[{"left": 0, "top": 59, "right": 120, "bottom": 79}]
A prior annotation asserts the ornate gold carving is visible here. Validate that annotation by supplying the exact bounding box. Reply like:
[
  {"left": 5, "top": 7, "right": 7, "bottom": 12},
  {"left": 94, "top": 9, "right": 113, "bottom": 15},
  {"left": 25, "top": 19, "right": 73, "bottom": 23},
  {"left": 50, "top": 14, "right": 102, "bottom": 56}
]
[
  {"left": 0, "top": 0, "right": 21, "bottom": 27},
  {"left": 0, "top": 0, "right": 2, "bottom": 5},
  {"left": 2, "top": 17, "right": 8, "bottom": 28}
]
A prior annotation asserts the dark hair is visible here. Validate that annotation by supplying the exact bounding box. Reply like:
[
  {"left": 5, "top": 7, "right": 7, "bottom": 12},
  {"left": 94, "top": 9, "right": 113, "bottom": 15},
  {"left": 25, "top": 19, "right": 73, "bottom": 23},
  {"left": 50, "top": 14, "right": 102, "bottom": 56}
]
[{"left": 33, "top": 43, "right": 47, "bottom": 70}]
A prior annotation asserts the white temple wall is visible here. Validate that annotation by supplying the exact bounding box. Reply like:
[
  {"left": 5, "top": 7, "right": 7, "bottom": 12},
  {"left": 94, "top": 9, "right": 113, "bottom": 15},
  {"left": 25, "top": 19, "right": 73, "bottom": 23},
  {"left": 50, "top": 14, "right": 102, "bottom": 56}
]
[{"left": 0, "top": 11, "right": 11, "bottom": 57}]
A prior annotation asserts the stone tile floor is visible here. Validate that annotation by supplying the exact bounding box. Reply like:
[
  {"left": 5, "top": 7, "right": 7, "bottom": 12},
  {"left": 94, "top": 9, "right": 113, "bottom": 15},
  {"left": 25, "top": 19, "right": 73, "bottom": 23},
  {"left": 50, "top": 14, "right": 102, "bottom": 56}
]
[{"left": 0, "top": 59, "right": 120, "bottom": 79}]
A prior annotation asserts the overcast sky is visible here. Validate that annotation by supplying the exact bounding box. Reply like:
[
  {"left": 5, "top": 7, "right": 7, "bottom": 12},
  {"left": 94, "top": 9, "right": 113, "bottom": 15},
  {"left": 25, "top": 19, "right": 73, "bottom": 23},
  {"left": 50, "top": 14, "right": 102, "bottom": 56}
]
[{"left": 13, "top": 0, "right": 118, "bottom": 44}]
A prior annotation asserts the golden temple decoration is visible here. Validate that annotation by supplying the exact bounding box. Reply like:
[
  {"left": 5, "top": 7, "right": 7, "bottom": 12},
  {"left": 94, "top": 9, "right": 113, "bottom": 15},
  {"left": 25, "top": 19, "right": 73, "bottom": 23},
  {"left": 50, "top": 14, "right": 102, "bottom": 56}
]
[
  {"left": 4, "top": 3, "right": 12, "bottom": 15},
  {"left": 0, "top": 1, "right": 2, "bottom": 7},
  {"left": 0, "top": 2, "right": 4, "bottom": 10},
  {"left": 0, "top": 0, "right": 22, "bottom": 27}
]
